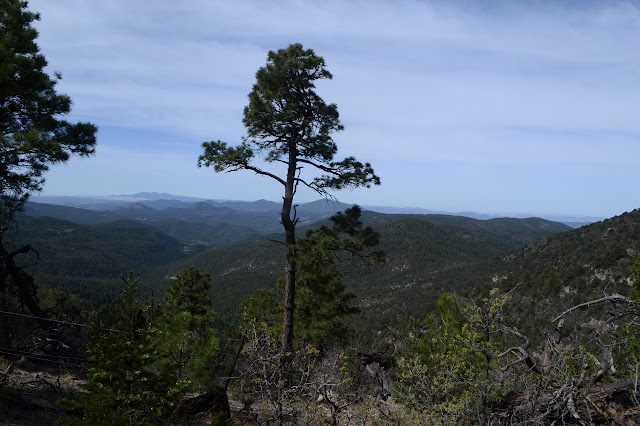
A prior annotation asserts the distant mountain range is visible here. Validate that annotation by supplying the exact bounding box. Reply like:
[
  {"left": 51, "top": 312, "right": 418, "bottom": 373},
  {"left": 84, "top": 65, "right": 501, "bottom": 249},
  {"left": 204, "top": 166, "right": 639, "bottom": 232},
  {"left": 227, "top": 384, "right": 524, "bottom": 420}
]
[{"left": 30, "top": 193, "right": 605, "bottom": 228}]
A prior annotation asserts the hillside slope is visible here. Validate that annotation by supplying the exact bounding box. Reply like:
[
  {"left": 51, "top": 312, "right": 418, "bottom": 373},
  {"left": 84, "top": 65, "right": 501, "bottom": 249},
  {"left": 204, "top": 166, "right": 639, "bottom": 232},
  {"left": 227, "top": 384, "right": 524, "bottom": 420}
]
[
  {"left": 162, "top": 214, "right": 571, "bottom": 321},
  {"left": 377, "top": 209, "right": 640, "bottom": 342},
  {"left": 471, "top": 209, "right": 640, "bottom": 337},
  {"left": 10, "top": 206, "right": 576, "bottom": 329},
  {"left": 6, "top": 217, "right": 189, "bottom": 302}
]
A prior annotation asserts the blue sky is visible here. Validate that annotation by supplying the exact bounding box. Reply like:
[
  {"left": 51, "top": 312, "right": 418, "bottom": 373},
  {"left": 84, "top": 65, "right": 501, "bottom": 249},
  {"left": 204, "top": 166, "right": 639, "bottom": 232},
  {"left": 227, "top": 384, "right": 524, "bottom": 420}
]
[{"left": 27, "top": 0, "right": 640, "bottom": 218}]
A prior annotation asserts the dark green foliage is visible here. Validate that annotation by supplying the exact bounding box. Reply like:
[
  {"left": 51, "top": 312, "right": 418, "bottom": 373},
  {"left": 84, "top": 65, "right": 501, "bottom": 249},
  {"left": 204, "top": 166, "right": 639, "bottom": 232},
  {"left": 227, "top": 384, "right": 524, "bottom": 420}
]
[
  {"left": 66, "top": 273, "right": 182, "bottom": 425},
  {"left": 241, "top": 288, "right": 281, "bottom": 335},
  {"left": 631, "top": 255, "right": 640, "bottom": 300},
  {"left": 242, "top": 207, "right": 383, "bottom": 349},
  {"left": 169, "top": 236, "right": 284, "bottom": 320},
  {"left": 149, "top": 218, "right": 258, "bottom": 248},
  {"left": 63, "top": 269, "right": 223, "bottom": 423},
  {"left": 198, "top": 43, "right": 379, "bottom": 195},
  {"left": 304, "top": 206, "right": 384, "bottom": 265},
  {"left": 292, "top": 206, "right": 383, "bottom": 347},
  {"left": 3, "top": 216, "right": 188, "bottom": 304},
  {"left": 158, "top": 267, "right": 219, "bottom": 390},
  {"left": 244, "top": 43, "right": 340, "bottom": 149},
  {"left": 163, "top": 266, "right": 214, "bottom": 316},
  {"left": 627, "top": 256, "right": 640, "bottom": 359},
  {"left": 0, "top": 268, "right": 34, "bottom": 347},
  {"left": 0, "top": 0, "right": 97, "bottom": 219}
]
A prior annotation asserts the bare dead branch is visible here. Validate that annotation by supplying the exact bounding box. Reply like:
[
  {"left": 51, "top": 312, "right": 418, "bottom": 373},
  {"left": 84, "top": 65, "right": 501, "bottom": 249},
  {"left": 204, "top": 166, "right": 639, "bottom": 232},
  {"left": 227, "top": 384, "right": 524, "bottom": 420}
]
[
  {"left": 552, "top": 294, "right": 636, "bottom": 323},
  {"left": 8, "top": 244, "right": 38, "bottom": 260}
]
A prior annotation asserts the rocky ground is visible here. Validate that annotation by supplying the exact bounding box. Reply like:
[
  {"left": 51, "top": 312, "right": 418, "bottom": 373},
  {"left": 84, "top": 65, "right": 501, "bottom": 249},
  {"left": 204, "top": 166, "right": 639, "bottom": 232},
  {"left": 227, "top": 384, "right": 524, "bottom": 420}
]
[{"left": 0, "top": 357, "right": 84, "bottom": 425}]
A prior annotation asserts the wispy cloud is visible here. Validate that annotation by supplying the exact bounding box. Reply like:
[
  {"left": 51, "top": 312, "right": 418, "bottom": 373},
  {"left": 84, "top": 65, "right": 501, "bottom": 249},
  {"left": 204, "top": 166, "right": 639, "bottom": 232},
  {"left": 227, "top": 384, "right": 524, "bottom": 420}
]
[{"left": 28, "top": 0, "right": 640, "bottom": 216}]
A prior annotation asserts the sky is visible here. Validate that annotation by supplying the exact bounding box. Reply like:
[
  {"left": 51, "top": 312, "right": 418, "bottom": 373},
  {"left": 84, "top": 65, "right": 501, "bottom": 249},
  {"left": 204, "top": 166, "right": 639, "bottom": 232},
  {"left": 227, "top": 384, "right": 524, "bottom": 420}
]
[{"left": 25, "top": 0, "right": 640, "bottom": 218}]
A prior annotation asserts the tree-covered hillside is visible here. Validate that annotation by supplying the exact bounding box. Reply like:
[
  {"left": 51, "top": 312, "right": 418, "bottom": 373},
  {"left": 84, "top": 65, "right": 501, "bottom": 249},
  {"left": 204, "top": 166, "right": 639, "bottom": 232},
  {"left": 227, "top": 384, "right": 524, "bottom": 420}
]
[
  {"left": 361, "top": 209, "right": 640, "bottom": 345},
  {"left": 464, "top": 209, "right": 640, "bottom": 339},
  {"left": 160, "top": 213, "right": 572, "bottom": 326},
  {"left": 9, "top": 204, "right": 571, "bottom": 321},
  {"left": 6, "top": 216, "right": 189, "bottom": 302}
]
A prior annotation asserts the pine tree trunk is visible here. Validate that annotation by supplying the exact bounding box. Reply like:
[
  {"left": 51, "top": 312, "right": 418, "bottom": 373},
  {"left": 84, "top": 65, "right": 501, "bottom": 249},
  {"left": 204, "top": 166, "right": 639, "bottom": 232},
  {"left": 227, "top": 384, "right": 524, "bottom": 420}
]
[
  {"left": 281, "top": 142, "right": 298, "bottom": 355},
  {"left": 281, "top": 219, "right": 296, "bottom": 353}
]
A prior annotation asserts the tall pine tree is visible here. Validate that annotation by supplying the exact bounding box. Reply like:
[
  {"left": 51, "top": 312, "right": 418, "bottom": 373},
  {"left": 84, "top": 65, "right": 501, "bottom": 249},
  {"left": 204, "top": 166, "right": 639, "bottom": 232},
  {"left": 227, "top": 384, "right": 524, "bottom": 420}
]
[{"left": 199, "top": 44, "right": 379, "bottom": 352}]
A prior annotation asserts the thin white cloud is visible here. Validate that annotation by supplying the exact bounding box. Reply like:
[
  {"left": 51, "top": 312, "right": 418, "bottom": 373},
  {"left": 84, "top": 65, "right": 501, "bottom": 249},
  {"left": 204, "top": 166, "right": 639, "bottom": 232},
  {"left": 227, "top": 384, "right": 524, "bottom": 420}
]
[{"left": 27, "top": 0, "right": 640, "bottom": 217}]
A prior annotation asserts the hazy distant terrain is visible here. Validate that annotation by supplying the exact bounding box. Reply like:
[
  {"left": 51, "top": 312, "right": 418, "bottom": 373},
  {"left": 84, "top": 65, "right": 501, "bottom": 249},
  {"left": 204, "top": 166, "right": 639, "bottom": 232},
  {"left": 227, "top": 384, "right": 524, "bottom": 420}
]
[{"left": 30, "top": 193, "right": 606, "bottom": 228}]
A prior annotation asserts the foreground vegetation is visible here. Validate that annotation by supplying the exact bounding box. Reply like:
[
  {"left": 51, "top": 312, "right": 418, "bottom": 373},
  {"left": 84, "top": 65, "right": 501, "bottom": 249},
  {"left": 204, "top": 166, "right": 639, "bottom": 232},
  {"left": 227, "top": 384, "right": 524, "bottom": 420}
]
[{"left": 2, "top": 249, "right": 640, "bottom": 424}]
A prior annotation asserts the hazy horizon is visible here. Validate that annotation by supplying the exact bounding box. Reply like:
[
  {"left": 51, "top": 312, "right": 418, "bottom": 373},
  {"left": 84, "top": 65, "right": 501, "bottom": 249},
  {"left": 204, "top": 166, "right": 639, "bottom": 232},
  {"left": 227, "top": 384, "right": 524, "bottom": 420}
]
[{"left": 30, "top": 192, "right": 610, "bottom": 221}]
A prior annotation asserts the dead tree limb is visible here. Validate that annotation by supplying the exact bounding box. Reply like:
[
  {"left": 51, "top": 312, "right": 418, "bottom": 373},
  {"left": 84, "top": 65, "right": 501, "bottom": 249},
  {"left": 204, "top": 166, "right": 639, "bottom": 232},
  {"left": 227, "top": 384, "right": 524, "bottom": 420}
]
[
  {"left": 499, "top": 326, "right": 540, "bottom": 374},
  {"left": 552, "top": 294, "right": 638, "bottom": 323},
  {"left": 0, "top": 236, "right": 52, "bottom": 331}
]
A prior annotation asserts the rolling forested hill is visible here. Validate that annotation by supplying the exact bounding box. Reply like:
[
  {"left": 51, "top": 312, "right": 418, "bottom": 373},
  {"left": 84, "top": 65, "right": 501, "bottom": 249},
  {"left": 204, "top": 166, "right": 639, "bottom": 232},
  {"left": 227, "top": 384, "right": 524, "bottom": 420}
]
[
  {"left": 368, "top": 209, "right": 640, "bottom": 343},
  {"left": 6, "top": 216, "right": 189, "bottom": 302},
  {"left": 7, "top": 201, "right": 640, "bottom": 354},
  {"left": 160, "top": 208, "right": 637, "bottom": 344},
  {"left": 465, "top": 208, "right": 640, "bottom": 338},
  {"left": 154, "top": 213, "right": 572, "bottom": 325},
  {"left": 10, "top": 202, "right": 571, "bottom": 324}
]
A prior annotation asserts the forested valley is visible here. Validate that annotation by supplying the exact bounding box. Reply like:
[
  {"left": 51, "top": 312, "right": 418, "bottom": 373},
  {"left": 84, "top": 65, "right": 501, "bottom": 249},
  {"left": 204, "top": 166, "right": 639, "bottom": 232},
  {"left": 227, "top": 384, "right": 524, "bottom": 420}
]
[{"left": 2, "top": 1, "right": 640, "bottom": 424}]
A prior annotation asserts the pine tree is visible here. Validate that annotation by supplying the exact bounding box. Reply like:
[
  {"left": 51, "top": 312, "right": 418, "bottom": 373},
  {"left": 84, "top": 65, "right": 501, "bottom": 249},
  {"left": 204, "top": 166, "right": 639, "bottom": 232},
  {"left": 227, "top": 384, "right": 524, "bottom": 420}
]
[
  {"left": 242, "top": 206, "right": 383, "bottom": 350},
  {"left": 68, "top": 273, "right": 182, "bottom": 424},
  {"left": 0, "top": 0, "right": 97, "bottom": 333},
  {"left": 0, "top": 0, "right": 97, "bottom": 219},
  {"left": 199, "top": 44, "right": 379, "bottom": 352},
  {"left": 159, "top": 267, "right": 219, "bottom": 390},
  {"left": 163, "top": 266, "right": 214, "bottom": 317}
]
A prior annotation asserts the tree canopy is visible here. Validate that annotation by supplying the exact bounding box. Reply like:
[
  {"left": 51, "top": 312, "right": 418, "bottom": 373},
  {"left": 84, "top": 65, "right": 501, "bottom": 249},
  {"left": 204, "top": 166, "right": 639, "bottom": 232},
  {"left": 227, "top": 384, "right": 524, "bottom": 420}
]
[
  {"left": 198, "top": 43, "right": 379, "bottom": 197},
  {"left": 0, "top": 0, "right": 97, "bottom": 220}
]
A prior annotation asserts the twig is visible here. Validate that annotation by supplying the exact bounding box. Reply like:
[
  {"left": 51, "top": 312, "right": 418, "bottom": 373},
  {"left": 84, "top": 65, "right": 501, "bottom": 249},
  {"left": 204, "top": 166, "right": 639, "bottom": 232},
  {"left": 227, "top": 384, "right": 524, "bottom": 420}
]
[{"left": 21, "top": 376, "right": 60, "bottom": 393}]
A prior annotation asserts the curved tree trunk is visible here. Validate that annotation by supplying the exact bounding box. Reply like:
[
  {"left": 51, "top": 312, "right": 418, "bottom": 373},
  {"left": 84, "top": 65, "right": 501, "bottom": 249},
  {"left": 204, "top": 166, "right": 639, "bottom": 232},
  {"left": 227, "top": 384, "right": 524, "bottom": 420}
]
[{"left": 0, "top": 235, "right": 51, "bottom": 331}]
